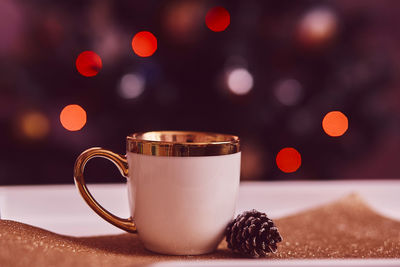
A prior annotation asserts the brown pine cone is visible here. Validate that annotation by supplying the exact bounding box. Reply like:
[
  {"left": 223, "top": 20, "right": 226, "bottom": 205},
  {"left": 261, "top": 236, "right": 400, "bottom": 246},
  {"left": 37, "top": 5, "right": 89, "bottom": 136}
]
[{"left": 225, "top": 209, "right": 283, "bottom": 258}]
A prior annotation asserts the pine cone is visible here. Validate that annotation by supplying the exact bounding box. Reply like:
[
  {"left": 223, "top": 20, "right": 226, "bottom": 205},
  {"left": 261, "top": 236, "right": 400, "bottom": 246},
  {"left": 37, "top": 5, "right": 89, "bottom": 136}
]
[{"left": 225, "top": 209, "right": 283, "bottom": 258}]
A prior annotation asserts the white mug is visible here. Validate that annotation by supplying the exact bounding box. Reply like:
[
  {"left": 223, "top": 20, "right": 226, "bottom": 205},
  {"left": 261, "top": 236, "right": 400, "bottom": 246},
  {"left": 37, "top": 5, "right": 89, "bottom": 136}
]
[{"left": 74, "top": 131, "right": 241, "bottom": 255}]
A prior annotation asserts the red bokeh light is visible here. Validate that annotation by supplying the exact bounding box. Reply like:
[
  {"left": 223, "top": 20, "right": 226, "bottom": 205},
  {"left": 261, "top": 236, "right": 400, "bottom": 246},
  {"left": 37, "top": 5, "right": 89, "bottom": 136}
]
[
  {"left": 131, "top": 31, "right": 157, "bottom": 57},
  {"left": 276, "top": 147, "right": 302, "bottom": 173},
  {"left": 75, "top": 51, "right": 102, "bottom": 77},
  {"left": 205, "top": 6, "right": 230, "bottom": 32}
]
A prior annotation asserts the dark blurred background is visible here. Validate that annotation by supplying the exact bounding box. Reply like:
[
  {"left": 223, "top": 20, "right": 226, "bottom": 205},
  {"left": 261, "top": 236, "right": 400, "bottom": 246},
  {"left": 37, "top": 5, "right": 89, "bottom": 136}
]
[{"left": 1, "top": 0, "right": 399, "bottom": 185}]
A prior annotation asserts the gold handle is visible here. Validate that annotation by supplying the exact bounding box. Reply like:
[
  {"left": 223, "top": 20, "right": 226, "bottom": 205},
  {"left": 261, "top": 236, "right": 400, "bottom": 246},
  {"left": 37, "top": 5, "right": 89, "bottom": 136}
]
[{"left": 73, "top": 147, "right": 136, "bottom": 233}]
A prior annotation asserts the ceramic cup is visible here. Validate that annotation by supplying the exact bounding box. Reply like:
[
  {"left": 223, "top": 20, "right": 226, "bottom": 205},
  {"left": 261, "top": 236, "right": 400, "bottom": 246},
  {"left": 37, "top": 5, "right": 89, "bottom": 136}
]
[{"left": 73, "top": 131, "right": 241, "bottom": 255}]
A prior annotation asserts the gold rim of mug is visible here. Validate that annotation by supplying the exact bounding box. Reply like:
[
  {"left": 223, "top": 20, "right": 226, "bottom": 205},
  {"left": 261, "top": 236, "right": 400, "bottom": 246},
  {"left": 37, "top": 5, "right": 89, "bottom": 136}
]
[{"left": 126, "top": 131, "right": 240, "bottom": 156}]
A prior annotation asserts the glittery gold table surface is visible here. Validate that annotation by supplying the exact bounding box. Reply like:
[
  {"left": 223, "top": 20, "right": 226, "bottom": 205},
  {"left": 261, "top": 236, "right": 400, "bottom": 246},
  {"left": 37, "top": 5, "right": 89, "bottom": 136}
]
[{"left": 1, "top": 181, "right": 400, "bottom": 266}]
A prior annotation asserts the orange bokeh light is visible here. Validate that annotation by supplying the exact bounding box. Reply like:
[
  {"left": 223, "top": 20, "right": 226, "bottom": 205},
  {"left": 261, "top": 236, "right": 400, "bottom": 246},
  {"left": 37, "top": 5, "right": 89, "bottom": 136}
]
[
  {"left": 322, "top": 111, "right": 348, "bottom": 137},
  {"left": 131, "top": 31, "right": 157, "bottom": 57},
  {"left": 276, "top": 147, "right": 302, "bottom": 173},
  {"left": 20, "top": 111, "right": 50, "bottom": 139},
  {"left": 75, "top": 51, "right": 102, "bottom": 77},
  {"left": 60, "top": 104, "right": 87, "bottom": 131},
  {"left": 205, "top": 6, "right": 230, "bottom": 32}
]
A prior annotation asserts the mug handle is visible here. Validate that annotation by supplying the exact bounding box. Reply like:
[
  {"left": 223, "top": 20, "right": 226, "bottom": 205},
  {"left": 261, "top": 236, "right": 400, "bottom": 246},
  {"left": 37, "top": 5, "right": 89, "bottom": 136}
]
[{"left": 73, "top": 147, "right": 136, "bottom": 233}]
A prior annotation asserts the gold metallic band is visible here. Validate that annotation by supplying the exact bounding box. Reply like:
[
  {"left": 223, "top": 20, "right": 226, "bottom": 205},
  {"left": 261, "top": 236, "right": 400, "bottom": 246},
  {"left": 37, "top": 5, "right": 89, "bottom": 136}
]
[{"left": 127, "top": 131, "right": 240, "bottom": 157}]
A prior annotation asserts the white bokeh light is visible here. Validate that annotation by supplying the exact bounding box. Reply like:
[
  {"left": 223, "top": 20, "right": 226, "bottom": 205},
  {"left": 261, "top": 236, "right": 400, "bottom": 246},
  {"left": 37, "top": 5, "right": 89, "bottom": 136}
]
[
  {"left": 299, "top": 8, "right": 337, "bottom": 43},
  {"left": 118, "top": 73, "right": 145, "bottom": 99},
  {"left": 227, "top": 68, "right": 254, "bottom": 95},
  {"left": 274, "top": 79, "right": 302, "bottom": 106}
]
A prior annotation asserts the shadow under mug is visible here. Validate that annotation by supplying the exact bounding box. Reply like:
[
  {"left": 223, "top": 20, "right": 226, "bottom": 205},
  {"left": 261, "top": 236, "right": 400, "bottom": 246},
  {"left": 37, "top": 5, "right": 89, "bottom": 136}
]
[{"left": 73, "top": 131, "right": 241, "bottom": 255}]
